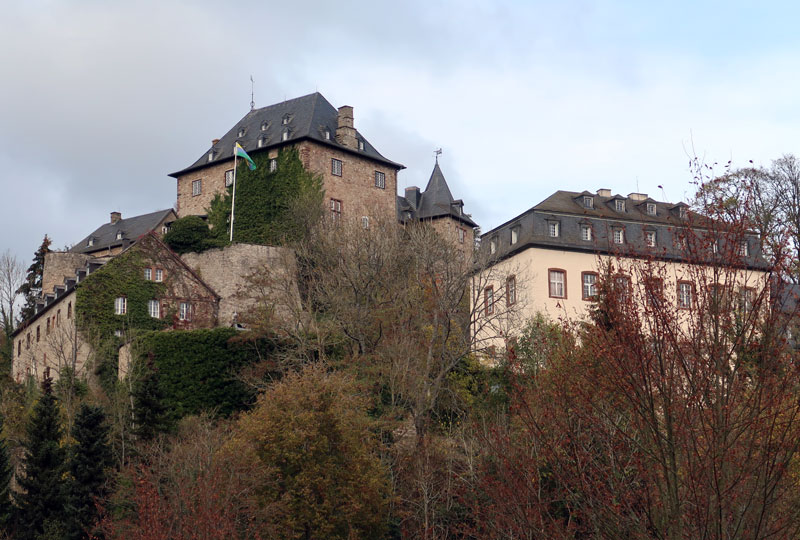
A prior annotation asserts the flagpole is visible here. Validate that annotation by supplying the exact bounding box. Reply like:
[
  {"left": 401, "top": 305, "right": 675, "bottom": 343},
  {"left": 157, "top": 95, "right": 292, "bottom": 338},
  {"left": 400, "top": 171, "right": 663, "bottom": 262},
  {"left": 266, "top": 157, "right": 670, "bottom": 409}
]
[{"left": 230, "top": 151, "right": 238, "bottom": 242}]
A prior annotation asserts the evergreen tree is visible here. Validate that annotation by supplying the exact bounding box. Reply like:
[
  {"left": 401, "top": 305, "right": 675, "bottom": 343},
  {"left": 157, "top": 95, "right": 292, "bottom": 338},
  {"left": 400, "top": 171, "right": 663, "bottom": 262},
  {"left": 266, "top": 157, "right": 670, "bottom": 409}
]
[
  {"left": 0, "top": 415, "right": 15, "bottom": 536},
  {"left": 131, "top": 357, "right": 170, "bottom": 441},
  {"left": 68, "top": 404, "right": 112, "bottom": 540},
  {"left": 16, "top": 370, "right": 69, "bottom": 539},
  {"left": 17, "top": 235, "right": 51, "bottom": 322}
]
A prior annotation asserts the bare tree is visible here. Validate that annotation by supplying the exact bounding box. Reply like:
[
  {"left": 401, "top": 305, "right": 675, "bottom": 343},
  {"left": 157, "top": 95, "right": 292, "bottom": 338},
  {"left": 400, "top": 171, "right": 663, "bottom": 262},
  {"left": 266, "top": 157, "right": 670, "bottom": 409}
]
[{"left": 0, "top": 250, "right": 24, "bottom": 334}]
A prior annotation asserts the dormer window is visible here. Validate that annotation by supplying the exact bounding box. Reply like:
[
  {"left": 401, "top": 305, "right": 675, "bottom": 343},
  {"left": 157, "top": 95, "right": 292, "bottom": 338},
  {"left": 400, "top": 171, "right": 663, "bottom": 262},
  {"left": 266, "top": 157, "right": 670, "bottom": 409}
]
[
  {"left": 258, "top": 136, "right": 267, "bottom": 148},
  {"left": 324, "top": 129, "right": 331, "bottom": 140},
  {"left": 615, "top": 199, "right": 625, "bottom": 212},
  {"left": 490, "top": 237, "right": 498, "bottom": 255},
  {"left": 646, "top": 203, "right": 656, "bottom": 216},
  {"left": 87, "top": 238, "right": 94, "bottom": 247},
  {"left": 282, "top": 115, "right": 290, "bottom": 125},
  {"left": 511, "top": 226, "right": 520, "bottom": 245},
  {"left": 679, "top": 207, "right": 688, "bottom": 219},
  {"left": 207, "top": 151, "right": 215, "bottom": 162},
  {"left": 739, "top": 241, "right": 749, "bottom": 257},
  {"left": 358, "top": 140, "right": 365, "bottom": 151},
  {"left": 645, "top": 230, "right": 656, "bottom": 247},
  {"left": 282, "top": 130, "right": 289, "bottom": 141},
  {"left": 548, "top": 221, "right": 560, "bottom": 238},
  {"left": 261, "top": 121, "right": 269, "bottom": 131},
  {"left": 583, "top": 196, "right": 594, "bottom": 209},
  {"left": 116, "top": 231, "right": 124, "bottom": 241},
  {"left": 237, "top": 127, "right": 246, "bottom": 137}
]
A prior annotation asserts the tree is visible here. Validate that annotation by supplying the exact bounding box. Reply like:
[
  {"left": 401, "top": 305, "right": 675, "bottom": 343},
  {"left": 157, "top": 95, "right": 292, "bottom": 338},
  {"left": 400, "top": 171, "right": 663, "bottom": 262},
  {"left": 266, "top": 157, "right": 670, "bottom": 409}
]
[
  {"left": 16, "top": 370, "right": 69, "bottom": 539},
  {"left": 17, "top": 235, "right": 51, "bottom": 322},
  {"left": 162, "top": 215, "right": 222, "bottom": 254},
  {"left": 227, "top": 364, "right": 390, "bottom": 539},
  {"left": 0, "top": 415, "right": 15, "bottom": 536},
  {"left": 130, "top": 356, "right": 170, "bottom": 442},
  {"left": 68, "top": 404, "right": 112, "bottom": 540},
  {"left": 0, "top": 250, "right": 24, "bottom": 336}
]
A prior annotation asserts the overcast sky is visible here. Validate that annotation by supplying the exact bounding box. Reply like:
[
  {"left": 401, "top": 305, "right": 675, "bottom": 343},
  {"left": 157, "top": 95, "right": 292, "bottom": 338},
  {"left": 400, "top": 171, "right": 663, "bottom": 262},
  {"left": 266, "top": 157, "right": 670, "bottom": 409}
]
[{"left": 2, "top": 0, "right": 800, "bottom": 266}]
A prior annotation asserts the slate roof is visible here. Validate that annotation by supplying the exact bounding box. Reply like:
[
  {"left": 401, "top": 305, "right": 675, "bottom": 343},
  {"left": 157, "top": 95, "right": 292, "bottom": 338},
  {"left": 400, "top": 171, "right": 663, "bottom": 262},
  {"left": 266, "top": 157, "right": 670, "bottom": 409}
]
[
  {"left": 482, "top": 190, "right": 768, "bottom": 270},
  {"left": 397, "top": 162, "right": 477, "bottom": 228},
  {"left": 70, "top": 209, "right": 176, "bottom": 255},
  {"left": 169, "top": 92, "right": 403, "bottom": 177}
]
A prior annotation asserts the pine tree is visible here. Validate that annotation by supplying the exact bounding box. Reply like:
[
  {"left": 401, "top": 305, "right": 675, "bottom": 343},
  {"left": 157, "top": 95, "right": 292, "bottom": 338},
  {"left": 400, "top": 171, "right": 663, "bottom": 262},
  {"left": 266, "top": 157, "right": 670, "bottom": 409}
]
[
  {"left": 16, "top": 370, "right": 68, "bottom": 539},
  {"left": 17, "top": 235, "right": 51, "bottom": 322},
  {"left": 131, "top": 357, "right": 170, "bottom": 442},
  {"left": 0, "top": 415, "right": 15, "bottom": 536},
  {"left": 68, "top": 404, "right": 112, "bottom": 540}
]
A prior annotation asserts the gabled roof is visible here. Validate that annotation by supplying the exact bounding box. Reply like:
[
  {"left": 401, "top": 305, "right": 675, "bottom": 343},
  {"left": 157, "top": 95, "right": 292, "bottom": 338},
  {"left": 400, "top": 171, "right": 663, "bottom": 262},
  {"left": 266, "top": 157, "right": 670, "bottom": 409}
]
[
  {"left": 70, "top": 209, "right": 176, "bottom": 255},
  {"left": 397, "top": 162, "right": 477, "bottom": 228},
  {"left": 169, "top": 92, "right": 403, "bottom": 177}
]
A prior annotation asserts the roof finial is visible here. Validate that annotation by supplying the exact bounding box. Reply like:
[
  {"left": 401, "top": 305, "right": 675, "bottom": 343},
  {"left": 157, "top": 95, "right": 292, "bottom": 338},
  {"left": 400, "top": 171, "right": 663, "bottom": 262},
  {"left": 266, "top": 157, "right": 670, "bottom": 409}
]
[
  {"left": 250, "top": 75, "right": 255, "bottom": 111},
  {"left": 434, "top": 147, "right": 442, "bottom": 163}
]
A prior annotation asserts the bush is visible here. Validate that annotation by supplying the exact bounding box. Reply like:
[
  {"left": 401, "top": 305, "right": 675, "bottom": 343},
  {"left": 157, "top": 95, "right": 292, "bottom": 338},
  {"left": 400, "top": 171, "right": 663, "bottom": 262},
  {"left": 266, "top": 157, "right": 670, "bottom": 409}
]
[{"left": 163, "top": 216, "right": 226, "bottom": 254}]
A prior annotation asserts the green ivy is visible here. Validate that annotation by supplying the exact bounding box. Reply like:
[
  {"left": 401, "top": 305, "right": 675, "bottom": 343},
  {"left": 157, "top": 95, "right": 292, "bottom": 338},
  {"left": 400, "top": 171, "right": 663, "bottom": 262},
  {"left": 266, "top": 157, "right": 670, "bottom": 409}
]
[
  {"left": 206, "top": 146, "right": 324, "bottom": 245},
  {"left": 129, "top": 328, "right": 263, "bottom": 419},
  {"left": 75, "top": 250, "right": 168, "bottom": 389},
  {"left": 162, "top": 216, "right": 227, "bottom": 254}
]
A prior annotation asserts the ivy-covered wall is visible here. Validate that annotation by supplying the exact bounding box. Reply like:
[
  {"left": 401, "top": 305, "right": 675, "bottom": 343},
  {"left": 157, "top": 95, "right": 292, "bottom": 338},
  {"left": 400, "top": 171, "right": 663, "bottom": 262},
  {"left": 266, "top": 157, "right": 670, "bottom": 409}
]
[{"left": 131, "top": 328, "right": 261, "bottom": 418}]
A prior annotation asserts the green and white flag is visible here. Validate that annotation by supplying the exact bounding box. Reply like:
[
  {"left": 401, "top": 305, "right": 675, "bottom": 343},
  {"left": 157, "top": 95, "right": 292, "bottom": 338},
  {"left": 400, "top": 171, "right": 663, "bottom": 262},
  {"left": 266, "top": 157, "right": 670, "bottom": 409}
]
[{"left": 234, "top": 142, "right": 257, "bottom": 170}]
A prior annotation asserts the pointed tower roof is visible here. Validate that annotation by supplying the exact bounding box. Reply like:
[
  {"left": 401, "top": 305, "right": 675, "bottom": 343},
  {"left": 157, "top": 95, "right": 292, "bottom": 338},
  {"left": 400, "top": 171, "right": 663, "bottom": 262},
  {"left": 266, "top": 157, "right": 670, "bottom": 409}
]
[{"left": 397, "top": 161, "right": 477, "bottom": 227}]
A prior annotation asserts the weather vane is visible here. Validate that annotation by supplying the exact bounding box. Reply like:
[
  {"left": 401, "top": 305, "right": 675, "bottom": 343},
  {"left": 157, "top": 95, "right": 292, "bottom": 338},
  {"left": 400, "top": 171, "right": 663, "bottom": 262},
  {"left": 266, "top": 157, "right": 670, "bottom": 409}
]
[
  {"left": 434, "top": 148, "right": 442, "bottom": 163},
  {"left": 250, "top": 75, "right": 255, "bottom": 111}
]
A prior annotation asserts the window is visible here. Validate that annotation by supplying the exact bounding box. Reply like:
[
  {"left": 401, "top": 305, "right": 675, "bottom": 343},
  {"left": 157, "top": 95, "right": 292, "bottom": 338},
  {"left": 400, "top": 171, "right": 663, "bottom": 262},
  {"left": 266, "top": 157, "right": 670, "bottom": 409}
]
[
  {"left": 489, "top": 237, "right": 497, "bottom": 255},
  {"left": 581, "top": 225, "right": 592, "bottom": 241},
  {"left": 457, "top": 227, "right": 465, "bottom": 244},
  {"left": 358, "top": 140, "right": 365, "bottom": 151},
  {"left": 238, "top": 127, "right": 246, "bottom": 137},
  {"left": 46, "top": 317, "right": 50, "bottom": 334},
  {"left": 281, "top": 130, "right": 289, "bottom": 141},
  {"left": 36, "top": 326, "right": 40, "bottom": 342},
  {"left": 646, "top": 202, "right": 656, "bottom": 216},
  {"left": 144, "top": 268, "right": 152, "bottom": 281},
  {"left": 374, "top": 171, "right": 386, "bottom": 189},
  {"left": 26, "top": 334, "right": 30, "bottom": 350},
  {"left": 148, "top": 300, "right": 160, "bottom": 319},
  {"left": 114, "top": 297, "right": 127, "bottom": 315},
  {"left": 330, "top": 199, "right": 342, "bottom": 222},
  {"left": 739, "top": 287, "right": 754, "bottom": 313},
  {"left": 712, "top": 241, "right": 719, "bottom": 254},
  {"left": 679, "top": 207, "right": 688, "bottom": 219},
  {"left": 739, "top": 241, "right": 749, "bottom": 257},
  {"left": 116, "top": 231, "right": 124, "bottom": 240},
  {"left": 17, "top": 341, "right": 20, "bottom": 357},
  {"left": 56, "top": 310, "right": 60, "bottom": 326},
  {"left": 361, "top": 216, "right": 369, "bottom": 229},
  {"left": 257, "top": 136, "right": 266, "bottom": 148},
  {"left": 548, "top": 221, "right": 560, "bottom": 238},
  {"left": 677, "top": 281, "right": 693, "bottom": 309},
  {"left": 324, "top": 129, "right": 331, "bottom": 140},
  {"left": 225, "top": 169, "right": 234, "bottom": 187},
  {"left": 645, "top": 278, "right": 664, "bottom": 308},
  {"left": 583, "top": 196, "right": 594, "bottom": 208},
  {"left": 114, "top": 330, "right": 123, "bottom": 338},
  {"left": 161, "top": 225, "right": 170, "bottom": 235},
  {"left": 507, "top": 276, "right": 517, "bottom": 306},
  {"left": 331, "top": 158, "right": 343, "bottom": 176},
  {"left": 67, "top": 302, "right": 72, "bottom": 319},
  {"left": 484, "top": 286, "right": 494, "bottom": 315},
  {"left": 582, "top": 272, "right": 598, "bottom": 300},
  {"left": 192, "top": 179, "right": 202, "bottom": 197},
  {"left": 646, "top": 230, "right": 656, "bottom": 247},
  {"left": 179, "top": 302, "right": 191, "bottom": 321},
  {"left": 282, "top": 115, "right": 290, "bottom": 125},
  {"left": 87, "top": 238, "right": 94, "bottom": 247},
  {"left": 615, "top": 199, "right": 625, "bottom": 212},
  {"left": 548, "top": 269, "right": 566, "bottom": 298},
  {"left": 261, "top": 121, "right": 269, "bottom": 131},
  {"left": 613, "top": 228, "right": 625, "bottom": 244},
  {"left": 155, "top": 269, "right": 163, "bottom": 282},
  {"left": 269, "top": 158, "right": 277, "bottom": 172},
  {"left": 207, "top": 151, "right": 214, "bottom": 162},
  {"left": 511, "top": 226, "right": 520, "bottom": 245}
]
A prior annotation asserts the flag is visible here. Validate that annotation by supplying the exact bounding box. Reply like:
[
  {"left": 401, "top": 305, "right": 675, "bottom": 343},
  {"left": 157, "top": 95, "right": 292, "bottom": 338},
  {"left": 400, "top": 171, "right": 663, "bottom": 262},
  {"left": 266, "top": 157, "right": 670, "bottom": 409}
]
[{"left": 234, "top": 143, "right": 257, "bottom": 170}]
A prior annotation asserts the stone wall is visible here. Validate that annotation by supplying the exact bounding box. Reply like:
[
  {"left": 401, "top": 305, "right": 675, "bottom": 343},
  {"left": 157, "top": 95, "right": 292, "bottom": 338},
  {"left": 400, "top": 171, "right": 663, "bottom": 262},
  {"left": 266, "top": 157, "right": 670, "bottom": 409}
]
[
  {"left": 180, "top": 243, "right": 299, "bottom": 327},
  {"left": 430, "top": 217, "right": 476, "bottom": 260},
  {"left": 176, "top": 159, "right": 235, "bottom": 218},
  {"left": 42, "top": 252, "right": 91, "bottom": 296}
]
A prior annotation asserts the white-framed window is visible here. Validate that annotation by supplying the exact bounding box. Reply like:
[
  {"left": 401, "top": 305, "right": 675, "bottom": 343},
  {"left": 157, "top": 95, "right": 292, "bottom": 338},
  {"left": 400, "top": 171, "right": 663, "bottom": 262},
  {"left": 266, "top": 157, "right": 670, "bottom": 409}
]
[
  {"left": 207, "top": 151, "right": 214, "bottom": 162},
  {"left": 114, "top": 297, "right": 127, "bottom": 315},
  {"left": 361, "top": 216, "right": 369, "bottom": 229},
  {"left": 374, "top": 171, "right": 385, "bottom": 189},
  {"left": 261, "top": 121, "right": 269, "bottom": 131},
  {"left": 583, "top": 196, "right": 594, "bottom": 208},
  {"left": 192, "top": 179, "right": 202, "bottom": 196},
  {"left": 646, "top": 230, "right": 656, "bottom": 247},
  {"left": 739, "top": 287, "right": 754, "bottom": 313},
  {"left": 324, "top": 129, "right": 331, "bottom": 140},
  {"left": 143, "top": 268, "right": 152, "bottom": 281},
  {"left": 712, "top": 241, "right": 719, "bottom": 254},
  {"left": 613, "top": 228, "right": 624, "bottom": 244},
  {"left": 582, "top": 272, "right": 597, "bottom": 300},
  {"left": 87, "top": 238, "right": 94, "bottom": 247},
  {"left": 548, "top": 221, "right": 560, "bottom": 238},
  {"left": 257, "top": 136, "right": 267, "bottom": 148},
  {"left": 179, "top": 302, "right": 191, "bottom": 321},
  {"left": 506, "top": 276, "right": 517, "bottom": 306},
  {"left": 679, "top": 207, "right": 688, "bottom": 219},
  {"left": 114, "top": 330, "right": 123, "bottom": 338},
  {"left": 615, "top": 199, "right": 625, "bottom": 212},
  {"left": 281, "top": 130, "right": 289, "bottom": 141},
  {"left": 282, "top": 115, "right": 290, "bottom": 125},
  {"left": 116, "top": 231, "right": 124, "bottom": 240},
  {"left": 161, "top": 225, "right": 169, "bottom": 235},
  {"left": 484, "top": 286, "right": 494, "bottom": 315},
  {"left": 155, "top": 269, "right": 163, "bottom": 282},
  {"left": 269, "top": 158, "right": 277, "bottom": 172},
  {"left": 331, "top": 158, "right": 343, "bottom": 176},
  {"left": 646, "top": 202, "right": 656, "bottom": 216},
  {"left": 581, "top": 225, "right": 592, "bottom": 241},
  {"left": 238, "top": 127, "right": 246, "bottom": 137},
  {"left": 148, "top": 299, "right": 160, "bottom": 319},
  {"left": 457, "top": 227, "right": 465, "bottom": 244},
  {"left": 330, "top": 199, "right": 342, "bottom": 222},
  {"left": 549, "top": 270, "right": 566, "bottom": 298},
  {"left": 739, "top": 241, "right": 749, "bottom": 256},
  {"left": 225, "top": 169, "right": 234, "bottom": 187},
  {"left": 511, "top": 226, "right": 520, "bottom": 245},
  {"left": 358, "top": 140, "right": 365, "bottom": 151},
  {"left": 678, "top": 282, "right": 693, "bottom": 309},
  {"left": 490, "top": 237, "right": 497, "bottom": 255}
]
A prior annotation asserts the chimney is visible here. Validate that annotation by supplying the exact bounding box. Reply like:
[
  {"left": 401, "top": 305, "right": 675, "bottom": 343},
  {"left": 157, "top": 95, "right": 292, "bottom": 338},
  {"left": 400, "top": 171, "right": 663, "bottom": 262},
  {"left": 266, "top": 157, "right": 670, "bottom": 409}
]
[
  {"left": 335, "top": 105, "right": 358, "bottom": 149},
  {"left": 110, "top": 212, "right": 122, "bottom": 224},
  {"left": 211, "top": 138, "right": 220, "bottom": 146},
  {"left": 597, "top": 188, "right": 611, "bottom": 197},
  {"left": 628, "top": 192, "right": 648, "bottom": 201},
  {"left": 405, "top": 186, "right": 421, "bottom": 210}
]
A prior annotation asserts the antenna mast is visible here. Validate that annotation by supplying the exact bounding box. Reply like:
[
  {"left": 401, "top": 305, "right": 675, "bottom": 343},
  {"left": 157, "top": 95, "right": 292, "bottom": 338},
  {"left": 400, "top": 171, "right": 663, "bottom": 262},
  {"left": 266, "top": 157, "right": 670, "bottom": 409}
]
[{"left": 250, "top": 75, "right": 255, "bottom": 111}]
